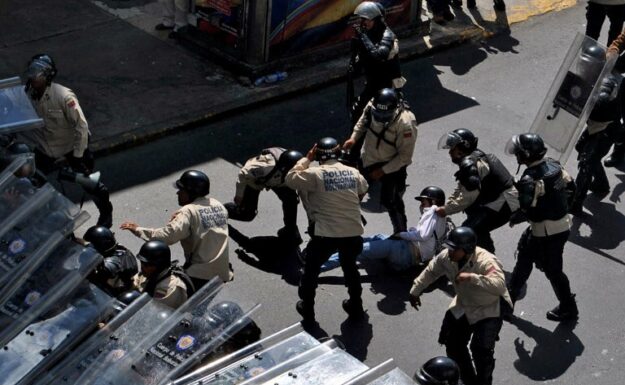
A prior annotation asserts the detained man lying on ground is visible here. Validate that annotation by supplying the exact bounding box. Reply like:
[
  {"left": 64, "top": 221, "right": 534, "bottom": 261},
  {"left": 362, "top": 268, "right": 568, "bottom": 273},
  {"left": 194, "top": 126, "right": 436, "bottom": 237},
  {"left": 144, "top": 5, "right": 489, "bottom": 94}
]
[{"left": 321, "top": 186, "right": 450, "bottom": 272}]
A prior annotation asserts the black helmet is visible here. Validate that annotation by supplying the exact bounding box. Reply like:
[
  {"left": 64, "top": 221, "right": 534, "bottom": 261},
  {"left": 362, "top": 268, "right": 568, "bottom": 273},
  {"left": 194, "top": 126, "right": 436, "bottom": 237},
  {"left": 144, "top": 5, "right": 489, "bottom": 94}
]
[
  {"left": 207, "top": 301, "right": 245, "bottom": 328},
  {"left": 371, "top": 88, "right": 399, "bottom": 123},
  {"left": 83, "top": 226, "right": 117, "bottom": 254},
  {"left": 117, "top": 290, "right": 142, "bottom": 305},
  {"left": 414, "top": 356, "right": 460, "bottom": 385},
  {"left": 315, "top": 137, "right": 340, "bottom": 161},
  {"left": 415, "top": 186, "right": 445, "bottom": 206},
  {"left": 25, "top": 54, "right": 57, "bottom": 86},
  {"left": 577, "top": 44, "right": 606, "bottom": 80},
  {"left": 137, "top": 240, "right": 171, "bottom": 267},
  {"left": 504, "top": 133, "right": 547, "bottom": 164},
  {"left": 443, "top": 227, "right": 477, "bottom": 254},
  {"left": 354, "top": 1, "right": 383, "bottom": 19},
  {"left": 175, "top": 170, "right": 210, "bottom": 197},
  {"left": 276, "top": 150, "right": 304, "bottom": 174},
  {"left": 437, "top": 129, "right": 478, "bottom": 153}
]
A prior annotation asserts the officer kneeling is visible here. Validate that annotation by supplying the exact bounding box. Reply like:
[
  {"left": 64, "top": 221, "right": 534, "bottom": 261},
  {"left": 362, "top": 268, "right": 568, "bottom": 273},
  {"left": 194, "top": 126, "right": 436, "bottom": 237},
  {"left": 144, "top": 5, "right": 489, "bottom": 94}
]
[
  {"left": 133, "top": 240, "right": 195, "bottom": 309},
  {"left": 409, "top": 227, "right": 512, "bottom": 385}
]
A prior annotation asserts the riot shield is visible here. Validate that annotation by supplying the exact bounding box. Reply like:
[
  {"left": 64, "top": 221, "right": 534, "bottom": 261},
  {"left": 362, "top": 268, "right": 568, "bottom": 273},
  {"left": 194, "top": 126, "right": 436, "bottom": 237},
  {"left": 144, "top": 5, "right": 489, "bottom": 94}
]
[
  {"left": 78, "top": 279, "right": 261, "bottom": 385},
  {"left": 530, "top": 33, "right": 617, "bottom": 164},
  {"left": 0, "top": 190, "right": 88, "bottom": 286},
  {"left": 0, "top": 241, "right": 102, "bottom": 347},
  {"left": 0, "top": 283, "right": 117, "bottom": 385},
  {"left": 175, "top": 324, "right": 321, "bottom": 385},
  {"left": 342, "top": 360, "right": 416, "bottom": 385},
  {"left": 33, "top": 293, "right": 153, "bottom": 385},
  {"left": 0, "top": 77, "right": 44, "bottom": 135},
  {"left": 0, "top": 156, "right": 50, "bottom": 225}
]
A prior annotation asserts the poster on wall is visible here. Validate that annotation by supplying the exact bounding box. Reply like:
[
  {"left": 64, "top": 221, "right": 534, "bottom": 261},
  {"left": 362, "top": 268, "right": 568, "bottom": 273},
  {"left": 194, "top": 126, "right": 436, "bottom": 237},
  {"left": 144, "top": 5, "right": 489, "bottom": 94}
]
[
  {"left": 195, "top": 0, "right": 242, "bottom": 50},
  {"left": 269, "top": 0, "right": 412, "bottom": 58}
]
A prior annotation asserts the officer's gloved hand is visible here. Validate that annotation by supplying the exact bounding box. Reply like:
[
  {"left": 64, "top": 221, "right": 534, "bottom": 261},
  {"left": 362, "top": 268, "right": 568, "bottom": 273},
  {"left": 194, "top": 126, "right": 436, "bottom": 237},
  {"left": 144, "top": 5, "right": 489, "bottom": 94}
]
[
  {"left": 67, "top": 154, "right": 90, "bottom": 175},
  {"left": 598, "top": 75, "right": 619, "bottom": 103}
]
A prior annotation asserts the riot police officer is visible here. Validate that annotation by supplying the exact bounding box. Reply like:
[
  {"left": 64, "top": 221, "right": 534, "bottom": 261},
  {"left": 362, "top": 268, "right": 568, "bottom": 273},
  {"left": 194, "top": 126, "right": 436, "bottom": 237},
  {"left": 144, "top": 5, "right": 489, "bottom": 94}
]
[
  {"left": 414, "top": 356, "right": 460, "bottom": 385},
  {"left": 285, "top": 137, "right": 369, "bottom": 324},
  {"left": 19, "top": 54, "right": 113, "bottom": 228},
  {"left": 83, "top": 226, "right": 138, "bottom": 297},
  {"left": 570, "top": 58, "right": 625, "bottom": 213},
  {"left": 409, "top": 227, "right": 511, "bottom": 385},
  {"left": 224, "top": 147, "right": 304, "bottom": 246},
  {"left": 133, "top": 240, "right": 194, "bottom": 309},
  {"left": 436, "top": 128, "right": 519, "bottom": 253},
  {"left": 344, "top": 88, "right": 417, "bottom": 233},
  {"left": 505, "top": 133, "right": 579, "bottom": 322},
  {"left": 121, "top": 170, "right": 231, "bottom": 289},
  {"left": 348, "top": 1, "right": 405, "bottom": 129}
]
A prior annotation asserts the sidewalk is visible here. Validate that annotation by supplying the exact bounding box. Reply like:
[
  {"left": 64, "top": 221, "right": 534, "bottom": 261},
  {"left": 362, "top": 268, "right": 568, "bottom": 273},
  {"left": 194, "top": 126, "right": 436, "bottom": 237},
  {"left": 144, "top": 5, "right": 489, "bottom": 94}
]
[{"left": 0, "top": 0, "right": 576, "bottom": 153}]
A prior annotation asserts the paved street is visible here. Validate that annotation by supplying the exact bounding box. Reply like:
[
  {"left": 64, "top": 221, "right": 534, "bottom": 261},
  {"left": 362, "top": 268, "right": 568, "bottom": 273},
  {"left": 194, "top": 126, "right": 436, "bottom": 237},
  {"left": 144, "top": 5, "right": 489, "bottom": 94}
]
[{"left": 69, "top": 3, "right": 624, "bottom": 384}]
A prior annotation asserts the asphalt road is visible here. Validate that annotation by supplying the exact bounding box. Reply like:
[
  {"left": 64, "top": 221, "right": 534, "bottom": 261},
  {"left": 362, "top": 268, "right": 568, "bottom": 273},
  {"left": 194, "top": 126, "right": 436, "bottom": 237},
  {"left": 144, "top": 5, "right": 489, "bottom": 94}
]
[{"left": 74, "top": 3, "right": 625, "bottom": 384}]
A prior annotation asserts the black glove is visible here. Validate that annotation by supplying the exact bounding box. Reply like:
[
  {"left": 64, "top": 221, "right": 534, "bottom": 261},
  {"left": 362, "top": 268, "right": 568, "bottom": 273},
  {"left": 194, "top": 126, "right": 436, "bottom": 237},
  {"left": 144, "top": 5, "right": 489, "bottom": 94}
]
[{"left": 67, "top": 154, "right": 90, "bottom": 175}]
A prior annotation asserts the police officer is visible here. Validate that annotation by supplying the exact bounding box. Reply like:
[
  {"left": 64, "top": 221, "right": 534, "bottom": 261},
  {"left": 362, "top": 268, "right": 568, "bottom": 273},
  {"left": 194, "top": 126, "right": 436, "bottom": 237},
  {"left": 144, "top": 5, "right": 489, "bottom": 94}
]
[
  {"left": 133, "top": 240, "right": 194, "bottom": 309},
  {"left": 19, "top": 54, "right": 113, "bottom": 228},
  {"left": 83, "top": 225, "right": 138, "bottom": 297},
  {"left": 436, "top": 128, "right": 519, "bottom": 253},
  {"left": 344, "top": 88, "right": 417, "bottom": 233},
  {"left": 414, "top": 356, "right": 460, "bottom": 385},
  {"left": 121, "top": 170, "right": 231, "bottom": 289},
  {"left": 348, "top": 2, "right": 405, "bottom": 127},
  {"left": 0, "top": 141, "right": 41, "bottom": 184},
  {"left": 505, "top": 133, "right": 579, "bottom": 322},
  {"left": 409, "top": 227, "right": 512, "bottom": 385},
  {"left": 285, "top": 137, "right": 369, "bottom": 324},
  {"left": 224, "top": 147, "right": 304, "bottom": 245}
]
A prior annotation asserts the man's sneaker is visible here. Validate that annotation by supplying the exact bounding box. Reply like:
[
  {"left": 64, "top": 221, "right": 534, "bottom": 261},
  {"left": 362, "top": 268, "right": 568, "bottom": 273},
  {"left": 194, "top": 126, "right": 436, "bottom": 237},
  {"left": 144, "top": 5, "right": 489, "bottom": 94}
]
[
  {"left": 342, "top": 299, "right": 365, "bottom": 320},
  {"left": 604, "top": 152, "right": 624, "bottom": 167}
]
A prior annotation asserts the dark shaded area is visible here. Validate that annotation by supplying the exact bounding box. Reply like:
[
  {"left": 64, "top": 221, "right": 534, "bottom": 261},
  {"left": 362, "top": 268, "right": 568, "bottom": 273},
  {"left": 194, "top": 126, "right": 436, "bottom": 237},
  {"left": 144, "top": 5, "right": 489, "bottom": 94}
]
[
  {"left": 509, "top": 316, "right": 583, "bottom": 381},
  {"left": 334, "top": 315, "right": 373, "bottom": 361},
  {"left": 228, "top": 225, "right": 303, "bottom": 286},
  {"left": 608, "top": 173, "right": 625, "bottom": 203}
]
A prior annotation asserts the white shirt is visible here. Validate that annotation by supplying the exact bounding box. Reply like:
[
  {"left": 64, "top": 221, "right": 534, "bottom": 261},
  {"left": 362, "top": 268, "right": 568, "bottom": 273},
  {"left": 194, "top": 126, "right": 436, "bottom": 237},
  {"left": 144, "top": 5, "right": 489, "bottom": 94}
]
[{"left": 397, "top": 205, "right": 447, "bottom": 262}]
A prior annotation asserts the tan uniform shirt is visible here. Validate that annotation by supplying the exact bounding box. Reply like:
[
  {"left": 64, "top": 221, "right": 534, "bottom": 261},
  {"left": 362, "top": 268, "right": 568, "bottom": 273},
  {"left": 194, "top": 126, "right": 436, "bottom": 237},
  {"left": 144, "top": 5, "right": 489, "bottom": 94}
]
[
  {"left": 236, "top": 150, "right": 285, "bottom": 198},
  {"left": 135, "top": 197, "right": 231, "bottom": 282},
  {"left": 410, "top": 247, "right": 512, "bottom": 324},
  {"left": 26, "top": 83, "right": 90, "bottom": 158},
  {"left": 523, "top": 160, "right": 573, "bottom": 237},
  {"left": 351, "top": 107, "right": 418, "bottom": 173},
  {"left": 445, "top": 158, "right": 519, "bottom": 215},
  {"left": 134, "top": 273, "right": 188, "bottom": 309},
  {"left": 285, "top": 158, "right": 368, "bottom": 237}
]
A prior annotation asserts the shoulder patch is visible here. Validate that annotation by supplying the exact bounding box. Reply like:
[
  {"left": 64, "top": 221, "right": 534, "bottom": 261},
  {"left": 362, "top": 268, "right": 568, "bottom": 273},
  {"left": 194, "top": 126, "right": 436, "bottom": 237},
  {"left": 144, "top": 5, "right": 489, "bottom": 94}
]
[{"left": 67, "top": 100, "right": 76, "bottom": 109}]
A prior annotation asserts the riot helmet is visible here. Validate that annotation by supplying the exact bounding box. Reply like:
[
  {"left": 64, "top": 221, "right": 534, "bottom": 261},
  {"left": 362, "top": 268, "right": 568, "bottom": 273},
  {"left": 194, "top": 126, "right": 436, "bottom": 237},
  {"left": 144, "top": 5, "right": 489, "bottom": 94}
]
[
  {"left": 206, "top": 301, "right": 245, "bottom": 329},
  {"left": 415, "top": 186, "right": 446, "bottom": 206},
  {"left": 117, "top": 290, "right": 142, "bottom": 305},
  {"left": 576, "top": 44, "right": 606, "bottom": 80},
  {"left": 83, "top": 225, "right": 118, "bottom": 255},
  {"left": 354, "top": 1, "right": 383, "bottom": 20},
  {"left": 137, "top": 240, "right": 171, "bottom": 268},
  {"left": 24, "top": 54, "right": 57, "bottom": 93},
  {"left": 371, "top": 88, "right": 399, "bottom": 123},
  {"left": 504, "top": 133, "right": 547, "bottom": 164},
  {"left": 175, "top": 170, "right": 210, "bottom": 197},
  {"left": 443, "top": 227, "right": 477, "bottom": 254},
  {"left": 437, "top": 128, "right": 478, "bottom": 153},
  {"left": 414, "top": 356, "right": 460, "bottom": 385},
  {"left": 315, "top": 137, "right": 341, "bottom": 161},
  {"left": 276, "top": 150, "right": 304, "bottom": 174}
]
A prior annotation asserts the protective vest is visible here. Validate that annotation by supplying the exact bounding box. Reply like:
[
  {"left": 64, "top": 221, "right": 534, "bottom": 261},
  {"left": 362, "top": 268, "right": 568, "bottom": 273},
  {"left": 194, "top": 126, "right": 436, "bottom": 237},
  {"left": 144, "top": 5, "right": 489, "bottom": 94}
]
[
  {"left": 470, "top": 150, "right": 514, "bottom": 205},
  {"left": 145, "top": 264, "right": 196, "bottom": 299},
  {"left": 520, "top": 158, "right": 569, "bottom": 222}
]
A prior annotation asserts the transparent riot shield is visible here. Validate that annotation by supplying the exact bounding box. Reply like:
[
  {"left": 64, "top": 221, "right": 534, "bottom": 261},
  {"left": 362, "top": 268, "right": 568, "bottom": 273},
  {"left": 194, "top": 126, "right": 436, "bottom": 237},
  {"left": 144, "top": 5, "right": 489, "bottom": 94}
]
[
  {"left": 0, "top": 241, "right": 102, "bottom": 347},
  {"left": 530, "top": 33, "right": 617, "bottom": 164},
  {"left": 249, "top": 346, "right": 368, "bottom": 385},
  {"left": 342, "top": 360, "right": 416, "bottom": 385},
  {"left": 0, "top": 190, "right": 88, "bottom": 286},
  {"left": 174, "top": 324, "right": 321, "bottom": 385},
  {"left": 0, "top": 156, "right": 51, "bottom": 226},
  {"left": 0, "top": 283, "right": 117, "bottom": 385},
  {"left": 78, "top": 279, "right": 261, "bottom": 385},
  {"left": 33, "top": 293, "right": 153, "bottom": 385},
  {"left": 0, "top": 77, "right": 44, "bottom": 134}
]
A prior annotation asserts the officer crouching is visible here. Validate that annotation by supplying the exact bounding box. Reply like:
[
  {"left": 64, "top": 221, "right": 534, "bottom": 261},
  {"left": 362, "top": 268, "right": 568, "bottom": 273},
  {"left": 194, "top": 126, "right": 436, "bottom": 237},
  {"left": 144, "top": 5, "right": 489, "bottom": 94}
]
[{"left": 132, "top": 240, "right": 195, "bottom": 309}]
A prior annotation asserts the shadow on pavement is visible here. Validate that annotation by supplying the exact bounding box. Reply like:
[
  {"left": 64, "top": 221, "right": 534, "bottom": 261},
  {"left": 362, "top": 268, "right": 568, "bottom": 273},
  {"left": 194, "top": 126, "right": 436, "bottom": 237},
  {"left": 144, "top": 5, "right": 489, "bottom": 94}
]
[
  {"left": 334, "top": 314, "right": 373, "bottom": 361},
  {"left": 228, "top": 225, "right": 302, "bottom": 286},
  {"left": 509, "top": 316, "right": 583, "bottom": 381}
]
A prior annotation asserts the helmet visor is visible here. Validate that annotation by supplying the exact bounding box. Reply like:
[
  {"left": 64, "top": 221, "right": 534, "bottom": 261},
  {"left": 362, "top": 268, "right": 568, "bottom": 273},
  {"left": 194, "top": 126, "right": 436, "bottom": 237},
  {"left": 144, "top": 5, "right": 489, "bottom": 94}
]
[
  {"left": 437, "top": 132, "right": 462, "bottom": 150},
  {"left": 24, "top": 61, "right": 49, "bottom": 81},
  {"left": 504, "top": 135, "right": 521, "bottom": 156}
]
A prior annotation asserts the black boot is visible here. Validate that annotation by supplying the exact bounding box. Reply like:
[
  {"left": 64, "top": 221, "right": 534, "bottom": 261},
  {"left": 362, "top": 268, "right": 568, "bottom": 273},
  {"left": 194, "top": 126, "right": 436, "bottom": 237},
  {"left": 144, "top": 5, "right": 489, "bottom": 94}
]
[
  {"left": 342, "top": 299, "right": 365, "bottom": 320},
  {"left": 296, "top": 300, "right": 315, "bottom": 323},
  {"left": 277, "top": 226, "right": 303, "bottom": 247},
  {"left": 546, "top": 294, "right": 579, "bottom": 322},
  {"left": 604, "top": 144, "right": 625, "bottom": 167}
]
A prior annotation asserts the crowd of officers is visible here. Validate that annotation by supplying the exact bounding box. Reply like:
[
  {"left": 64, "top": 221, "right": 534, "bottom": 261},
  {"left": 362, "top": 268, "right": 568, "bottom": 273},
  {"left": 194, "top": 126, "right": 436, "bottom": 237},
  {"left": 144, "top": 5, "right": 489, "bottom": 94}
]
[{"left": 2, "top": 2, "right": 625, "bottom": 385}]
